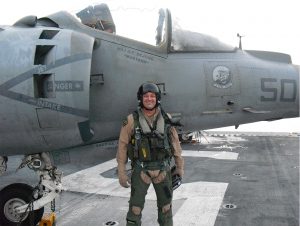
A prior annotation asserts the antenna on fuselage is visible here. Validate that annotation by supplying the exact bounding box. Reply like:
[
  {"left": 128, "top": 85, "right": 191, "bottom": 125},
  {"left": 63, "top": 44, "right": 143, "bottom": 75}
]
[{"left": 237, "top": 33, "right": 244, "bottom": 49}]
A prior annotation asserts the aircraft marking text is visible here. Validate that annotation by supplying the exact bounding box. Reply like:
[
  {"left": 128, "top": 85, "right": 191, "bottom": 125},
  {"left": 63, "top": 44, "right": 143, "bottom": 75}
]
[
  {"left": 261, "top": 78, "right": 297, "bottom": 102},
  {"left": 37, "top": 99, "right": 62, "bottom": 111},
  {"left": 117, "top": 46, "right": 154, "bottom": 64},
  {"left": 36, "top": 65, "right": 47, "bottom": 74},
  {"left": 47, "top": 81, "right": 84, "bottom": 92}
]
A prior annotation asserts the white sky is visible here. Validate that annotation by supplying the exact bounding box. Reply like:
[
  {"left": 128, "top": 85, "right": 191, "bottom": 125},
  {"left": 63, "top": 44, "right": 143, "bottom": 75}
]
[{"left": 0, "top": 0, "right": 299, "bottom": 132}]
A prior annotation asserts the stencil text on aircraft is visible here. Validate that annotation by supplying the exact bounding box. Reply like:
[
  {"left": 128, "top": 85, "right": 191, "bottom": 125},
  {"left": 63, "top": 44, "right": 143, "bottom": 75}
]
[{"left": 117, "top": 46, "right": 154, "bottom": 64}]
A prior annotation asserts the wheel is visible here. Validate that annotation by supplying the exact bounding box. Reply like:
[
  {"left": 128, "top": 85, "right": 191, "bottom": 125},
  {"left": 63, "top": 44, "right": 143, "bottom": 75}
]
[{"left": 0, "top": 183, "right": 44, "bottom": 226}]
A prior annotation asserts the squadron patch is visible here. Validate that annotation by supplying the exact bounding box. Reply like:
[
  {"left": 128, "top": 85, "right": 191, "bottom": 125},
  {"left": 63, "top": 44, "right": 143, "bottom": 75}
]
[
  {"left": 212, "top": 66, "right": 232, "bottom": 89},
  {"left": 122, "top": 119, "right": 128, "bottom": 127}
]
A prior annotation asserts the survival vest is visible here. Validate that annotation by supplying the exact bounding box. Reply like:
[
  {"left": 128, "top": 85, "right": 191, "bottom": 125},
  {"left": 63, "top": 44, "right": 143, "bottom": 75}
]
[{"left": 127, "top": 108, "right": 175, "bottom": 163}]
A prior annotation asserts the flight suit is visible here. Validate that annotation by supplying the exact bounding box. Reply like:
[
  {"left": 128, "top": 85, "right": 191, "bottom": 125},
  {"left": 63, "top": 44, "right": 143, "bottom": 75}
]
[{"left": 117, "top": 107, "right": 184, "bottom": 226}]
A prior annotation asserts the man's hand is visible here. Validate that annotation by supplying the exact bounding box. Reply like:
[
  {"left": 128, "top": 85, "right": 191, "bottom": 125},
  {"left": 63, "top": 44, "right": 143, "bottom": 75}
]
[
  {"left": 174, "top": 156, "right": 184, "bottom": 178},
  {"left": 175, "top": 168, "right": 184, "bottom": 178},
  {"left": 172, "top": 167, "right": 184, "bottom": 178},
  {"left": 119, "top": 173, "right": 131, "bottom": 188},
  {"left": 117, "top": 163, "right": 131, "bottom": 188}
]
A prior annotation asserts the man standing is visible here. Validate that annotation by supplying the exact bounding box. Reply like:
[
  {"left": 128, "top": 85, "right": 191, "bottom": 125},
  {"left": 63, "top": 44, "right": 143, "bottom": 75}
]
[{"left": 116, "top": 82, "right": 184, "bottom": 226}]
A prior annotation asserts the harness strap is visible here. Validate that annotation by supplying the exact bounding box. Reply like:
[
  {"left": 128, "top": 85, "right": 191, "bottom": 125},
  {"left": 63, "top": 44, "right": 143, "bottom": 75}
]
[
  {"left": 130, "top": 108, "right": 174, "bottom": 162},
  {"left": 134, "top": 159, "right": 171, "bottom": 171}
]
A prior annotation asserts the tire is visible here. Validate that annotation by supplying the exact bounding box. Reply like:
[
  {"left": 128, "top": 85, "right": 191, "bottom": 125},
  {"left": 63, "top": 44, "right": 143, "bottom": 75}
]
[{"left": 0, "top": 183, "right": 44, "bottom": 226}]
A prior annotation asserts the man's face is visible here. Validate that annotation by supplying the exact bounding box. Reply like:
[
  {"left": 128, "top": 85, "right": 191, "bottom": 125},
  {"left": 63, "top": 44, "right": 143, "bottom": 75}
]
[{"left": 142, "top": 92, "right": 156, "bottom": 110}]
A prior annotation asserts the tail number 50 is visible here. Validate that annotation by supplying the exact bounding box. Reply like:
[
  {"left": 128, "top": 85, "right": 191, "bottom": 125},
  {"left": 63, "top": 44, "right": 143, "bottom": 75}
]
[{"left": 261, "top": 78, "right": 297, "bottom": 102}]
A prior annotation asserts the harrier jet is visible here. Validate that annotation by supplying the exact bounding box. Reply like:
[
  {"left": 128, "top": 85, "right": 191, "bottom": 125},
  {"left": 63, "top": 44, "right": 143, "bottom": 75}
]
[{"left": 0, "top": 3, "right": 298, "bottom": 225}]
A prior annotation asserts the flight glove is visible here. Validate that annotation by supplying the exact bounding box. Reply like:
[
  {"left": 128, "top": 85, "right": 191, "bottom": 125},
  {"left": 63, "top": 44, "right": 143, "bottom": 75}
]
[{"left": 118, "top": 163, "right": 131, "bottom": 188}]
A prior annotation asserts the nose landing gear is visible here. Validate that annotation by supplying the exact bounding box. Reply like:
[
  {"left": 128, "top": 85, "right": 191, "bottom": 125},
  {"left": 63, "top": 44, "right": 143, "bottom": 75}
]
[
  {"left": 0, "top": 152, "right": 62, "bottom": 226},
  {"left": 0, "top": 183, "right": 44, "bottom": 226}
]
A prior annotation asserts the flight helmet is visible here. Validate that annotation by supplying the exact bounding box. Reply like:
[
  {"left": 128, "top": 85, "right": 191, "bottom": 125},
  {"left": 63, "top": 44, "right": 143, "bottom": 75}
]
[{"left": 137, "top": 82, "right": 161, "bottom": 108}]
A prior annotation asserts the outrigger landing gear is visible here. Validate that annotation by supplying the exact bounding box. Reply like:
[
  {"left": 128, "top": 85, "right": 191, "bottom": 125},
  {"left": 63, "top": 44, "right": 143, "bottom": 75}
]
[{"left": 0, "top": 152, "right": 62, "bottom": 226}]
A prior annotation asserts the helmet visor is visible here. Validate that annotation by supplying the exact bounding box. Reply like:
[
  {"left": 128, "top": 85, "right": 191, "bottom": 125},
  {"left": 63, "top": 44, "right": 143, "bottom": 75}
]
[{"left": 142, "top": 83, "right": 160, "bottom": 94}]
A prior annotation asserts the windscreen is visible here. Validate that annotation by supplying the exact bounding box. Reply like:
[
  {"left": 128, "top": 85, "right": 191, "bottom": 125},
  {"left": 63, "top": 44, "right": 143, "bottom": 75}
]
[{"left": 171, "top": 21, "right": 235, "bottom": 52}]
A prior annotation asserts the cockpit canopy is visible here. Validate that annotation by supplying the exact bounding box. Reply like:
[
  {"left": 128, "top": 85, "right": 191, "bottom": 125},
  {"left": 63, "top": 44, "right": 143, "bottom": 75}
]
[
  {"left": 74, "top": 4, "right": 236, "bottom": 52},
  {"left": 171, "top": 29, "right": 235, "bottom": 52},
  {"left": 76, "top": 3, "right": 116, "bottom": 33}
]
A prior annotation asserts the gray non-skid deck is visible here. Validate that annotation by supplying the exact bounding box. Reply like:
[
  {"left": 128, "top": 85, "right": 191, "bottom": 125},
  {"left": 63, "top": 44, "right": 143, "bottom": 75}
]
[{"left": 1, "top": 132, "right": 299, "bottom": 226}]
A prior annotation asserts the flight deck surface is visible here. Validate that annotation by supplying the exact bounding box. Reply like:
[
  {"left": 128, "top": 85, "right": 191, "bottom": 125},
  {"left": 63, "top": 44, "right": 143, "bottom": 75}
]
[{"left": 1, "top": 132, "right": 299, "bottom": 226}]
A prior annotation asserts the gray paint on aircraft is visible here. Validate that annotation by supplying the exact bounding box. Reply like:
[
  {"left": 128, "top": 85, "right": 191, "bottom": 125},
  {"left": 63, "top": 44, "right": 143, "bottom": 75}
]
[{"left": 0, "top": 53, "right": 91, "bottom": 117}]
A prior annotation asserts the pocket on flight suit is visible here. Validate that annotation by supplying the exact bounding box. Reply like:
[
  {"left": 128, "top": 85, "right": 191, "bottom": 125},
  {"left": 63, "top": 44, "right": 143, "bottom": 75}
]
[{"left": 138, "top": 138, "right": 152, "bottom": 161}]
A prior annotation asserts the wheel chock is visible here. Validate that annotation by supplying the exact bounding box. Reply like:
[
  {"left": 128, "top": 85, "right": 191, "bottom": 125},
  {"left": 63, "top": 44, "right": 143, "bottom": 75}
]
[{"left": 39, "top": 212, "right": 56, "bottom": 226}]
